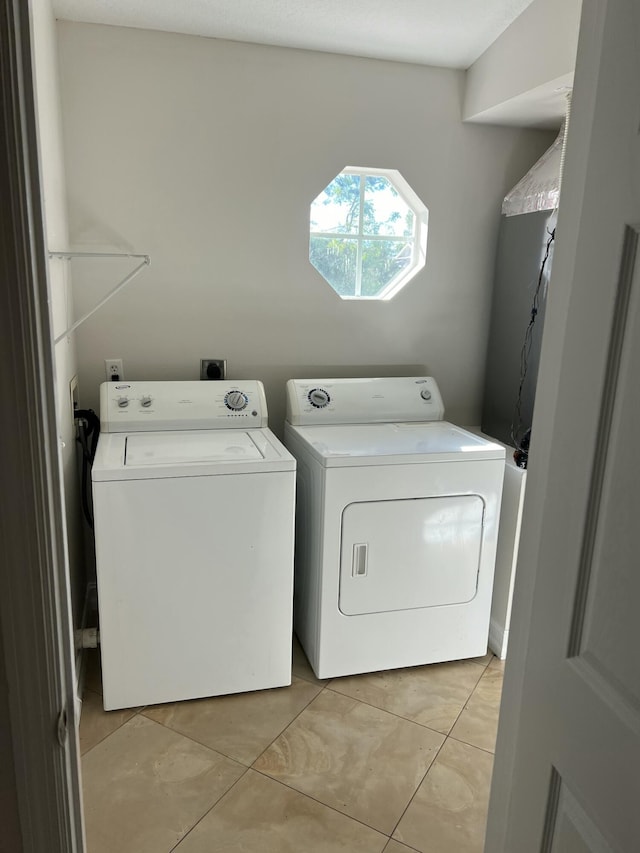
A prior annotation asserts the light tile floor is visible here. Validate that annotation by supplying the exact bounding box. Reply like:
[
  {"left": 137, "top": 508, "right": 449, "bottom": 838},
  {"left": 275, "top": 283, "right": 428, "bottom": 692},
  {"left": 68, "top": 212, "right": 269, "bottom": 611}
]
[{"left": 80, "top": 640, "right": 504, "bottom": 853}]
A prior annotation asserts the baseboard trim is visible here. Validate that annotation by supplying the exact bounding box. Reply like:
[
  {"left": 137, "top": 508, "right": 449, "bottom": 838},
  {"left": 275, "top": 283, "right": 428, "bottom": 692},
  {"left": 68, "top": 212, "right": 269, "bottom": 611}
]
[{"left": 488, "top": 617, "right": 509, "bottom": 660}]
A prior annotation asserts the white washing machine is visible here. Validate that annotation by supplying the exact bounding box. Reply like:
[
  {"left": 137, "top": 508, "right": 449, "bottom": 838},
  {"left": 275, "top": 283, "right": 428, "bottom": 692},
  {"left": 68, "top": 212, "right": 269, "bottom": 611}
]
[
  {"left": 92, "top": 380, "right": 296, "bottom": 710},
  {"left": 284, "top": 377, "right": 505, "bottom": 679}
]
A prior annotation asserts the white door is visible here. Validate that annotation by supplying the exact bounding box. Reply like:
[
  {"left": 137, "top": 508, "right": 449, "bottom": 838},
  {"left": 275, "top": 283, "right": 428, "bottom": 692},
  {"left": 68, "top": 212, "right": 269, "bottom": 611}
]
[
  {"left": 486, "top": 1, "right": 640, "bottom": 850},
  {"left": 1, "top": 3, "right": 85, "bottom": 849}
]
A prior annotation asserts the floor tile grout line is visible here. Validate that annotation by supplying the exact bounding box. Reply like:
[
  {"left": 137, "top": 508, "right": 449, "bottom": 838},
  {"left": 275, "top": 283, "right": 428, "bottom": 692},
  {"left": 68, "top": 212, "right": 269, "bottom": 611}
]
[
  {"left": 291, "top": 658, "right": 495, "bottom": 746},
  {"left": 247, "top": 687, "right": 453, "bottom": 840},
  {"left": 386, "top": 668, "right": 503, "bottom": 841},
  {"left": 84, "top": 665, "right": 324, "bottom": 764},
  {"left": 250, "top": 767, "right": 394, "bottom": 840},
  {"left": 83, "top": 705, "right": 252, "bottom": 778},
  {"left": 440, "top": 660, "right": 491, "bottom": 736},
  {"left": 250, "top": 676, "right": 456, "bottom": 849},
  {"left": 292, "top": 669, "right": 329, "bottom": 688},
  {"left": 136, "top": 710, "right": 254, "bottom": 768},
  {"left": 136, "top": 680, "right": 326, "bottom": 770},
  {"left": 79, "top": 691, "right": 145, "bottom": 757},
  {"left": 294, "top": 654, "right": 493, "bottom": 724},
  {"left": 249, "top": 682, "right": 329, "bottom": 768},
  {"left": 322, "top": 683, "right": 471, "bottom": 740},
  {"left": 172, "top": 764, "right": 403, "bottom": 850},
  {"left": 387, "top": 733, "right": 451, "bottom": 841},
  {"left": 167, "top": 765, "right": 252, "bottom": 853},
  {"left": 447, "top": 663, "right": 504, "bottom": 751},
  {"left": 447, "top": 732, "right": 496, "bottom": 756},
  {"left": 82, "top": 702, "right": 258, "bottom": 853},
  {"left": 382, "top": 836, "right": 423, "bottom": 853}
]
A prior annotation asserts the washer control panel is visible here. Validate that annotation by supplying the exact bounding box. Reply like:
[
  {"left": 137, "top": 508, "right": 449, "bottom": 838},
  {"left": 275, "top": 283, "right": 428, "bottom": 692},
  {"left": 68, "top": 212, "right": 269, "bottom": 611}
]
[
  {"left": 286, "top": 377, "right": 445, "bottom": 426},
  {"left": 100, "top": 380, "right": 268, "bottom": 433}
]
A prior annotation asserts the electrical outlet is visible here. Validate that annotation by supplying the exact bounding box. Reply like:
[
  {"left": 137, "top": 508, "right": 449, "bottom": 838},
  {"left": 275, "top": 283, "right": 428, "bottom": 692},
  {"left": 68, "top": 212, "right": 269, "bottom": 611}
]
[
  {"left": 69, "top": 375, "right": 79, "bottom": 419},
  {"left": 200, "top": 359, "right": 227, "bottom": 380},
  {"left": 105, "top": 359, "right": 124, "bottom": 382}
]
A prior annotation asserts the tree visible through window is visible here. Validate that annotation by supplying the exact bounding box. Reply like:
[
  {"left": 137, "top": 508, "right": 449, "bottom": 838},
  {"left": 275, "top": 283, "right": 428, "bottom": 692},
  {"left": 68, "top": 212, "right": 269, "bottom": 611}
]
[{"left": 309, "top": 167, "right": 428, "bottom": 300}]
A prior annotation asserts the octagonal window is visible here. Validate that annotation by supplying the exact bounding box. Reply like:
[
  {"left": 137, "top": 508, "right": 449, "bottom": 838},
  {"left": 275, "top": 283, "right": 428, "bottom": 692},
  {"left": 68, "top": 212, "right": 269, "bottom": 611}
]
[{"left": 309, "top": 167, "right": 428, "bottom": 300}]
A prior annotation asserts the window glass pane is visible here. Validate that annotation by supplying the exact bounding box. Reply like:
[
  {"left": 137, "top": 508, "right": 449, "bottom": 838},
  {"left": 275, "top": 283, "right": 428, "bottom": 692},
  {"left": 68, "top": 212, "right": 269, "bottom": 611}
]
[
  {"left": 363, "top": 177, "right": 414, "bottom": 238},
  {"left": 361, "top": 239, "right": 412, "bottom": 296},
  {"left": 310, "top": 174, "right": 361, "bottom": 235},
  {"left": 308, "top": 166, "right": 427, "bottom": 300},
  {"left": 310, "top": 236, "right": 358, "bottom": 296}
]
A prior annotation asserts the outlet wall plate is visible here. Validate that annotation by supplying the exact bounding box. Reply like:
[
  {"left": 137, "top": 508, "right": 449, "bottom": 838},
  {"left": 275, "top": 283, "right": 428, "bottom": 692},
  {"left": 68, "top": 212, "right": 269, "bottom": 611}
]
[
  {"left": 200, "top": 359, "right": 227, "bottom": 380},
  {"left": 105, "top": 359, "right": 124, "bottom": 381}
]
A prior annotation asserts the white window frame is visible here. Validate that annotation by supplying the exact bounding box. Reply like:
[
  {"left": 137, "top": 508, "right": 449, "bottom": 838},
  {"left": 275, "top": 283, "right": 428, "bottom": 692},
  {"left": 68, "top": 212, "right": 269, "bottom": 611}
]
[{"left": 309, "top": 166, "right": 429, "bottom": 301}]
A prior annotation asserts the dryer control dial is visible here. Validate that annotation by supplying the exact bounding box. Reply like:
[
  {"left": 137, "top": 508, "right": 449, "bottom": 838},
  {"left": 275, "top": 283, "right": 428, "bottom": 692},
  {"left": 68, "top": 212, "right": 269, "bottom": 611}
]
[
  {"left": 117, "top": 396, "right": 129, "bottom": 408},
  {"left": 225, "top": 390, "right": 248, "bottom": 411},
  {"left": 420, "top": 388, "right": 432, "bottom": 401},
  {"left": 140, "top": 396, "right": 153, "bottom": 408},
  {"left": 308, "top": 388, "right": 330, "bottom": 408}
]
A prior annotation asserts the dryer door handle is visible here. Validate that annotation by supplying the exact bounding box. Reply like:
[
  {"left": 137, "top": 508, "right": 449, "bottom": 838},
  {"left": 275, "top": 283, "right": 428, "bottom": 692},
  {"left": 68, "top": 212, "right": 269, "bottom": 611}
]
[{"left": 352, "top": 543, "right": 369, "bottom": 578}]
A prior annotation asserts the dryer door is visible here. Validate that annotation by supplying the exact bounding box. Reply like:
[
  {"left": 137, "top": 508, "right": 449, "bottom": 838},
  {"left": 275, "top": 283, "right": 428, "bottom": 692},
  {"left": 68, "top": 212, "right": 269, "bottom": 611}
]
[{"left": 339, "top": 495, "right": 484, "bottom": 615}]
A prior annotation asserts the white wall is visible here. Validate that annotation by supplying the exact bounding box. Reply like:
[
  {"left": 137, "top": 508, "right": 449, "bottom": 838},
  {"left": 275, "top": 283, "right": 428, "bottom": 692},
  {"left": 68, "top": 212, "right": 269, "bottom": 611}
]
[
  {"left": 56, "top": 22, "right": 554, "bottom": 435},
  {"left": 31, "top": 1, "right": 84, "bottom": 625},
  {"left": 464, "top": 0, "right": 581, "bottom": 127}
]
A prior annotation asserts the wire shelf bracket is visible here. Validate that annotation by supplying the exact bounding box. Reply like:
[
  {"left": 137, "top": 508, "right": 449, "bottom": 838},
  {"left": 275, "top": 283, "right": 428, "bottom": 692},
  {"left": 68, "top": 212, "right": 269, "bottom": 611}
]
[{"left": 49, "top": 251, "right": 151, "bottom": 344}]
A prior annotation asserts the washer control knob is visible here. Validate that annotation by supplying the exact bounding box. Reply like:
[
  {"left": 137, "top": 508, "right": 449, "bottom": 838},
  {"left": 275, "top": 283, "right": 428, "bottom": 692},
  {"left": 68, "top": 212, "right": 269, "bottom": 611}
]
[
  {"left": 308, "top": 388, "right": 330, "bottom": 408},
  {"left": 117, "top": 396, "right": 129, "bottom": 408},
  {"left": 420, "top": 388, "right": 432, "bottom": 401},
  {"left": 140, "top": 396, "right": 152, "bottom": 408},
  {"left": 225, "top": 390, "right": 248, "bottom": 411}
]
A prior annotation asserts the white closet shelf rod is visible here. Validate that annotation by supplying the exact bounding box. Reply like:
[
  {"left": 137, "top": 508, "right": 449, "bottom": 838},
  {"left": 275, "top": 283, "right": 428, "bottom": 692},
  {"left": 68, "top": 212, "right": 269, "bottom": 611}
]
[{"left": 50, "top": 251, "right": 150, "bottom": 345}]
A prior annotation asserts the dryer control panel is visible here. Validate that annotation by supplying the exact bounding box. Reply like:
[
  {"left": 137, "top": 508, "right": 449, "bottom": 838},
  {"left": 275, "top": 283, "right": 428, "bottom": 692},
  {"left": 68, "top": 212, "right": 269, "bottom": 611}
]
[
  {"left": 286, "top": 377, "right": 445, "bottom": 425},
  {"left": 100, "top": 380, "right": 268, "bottom": 432}
]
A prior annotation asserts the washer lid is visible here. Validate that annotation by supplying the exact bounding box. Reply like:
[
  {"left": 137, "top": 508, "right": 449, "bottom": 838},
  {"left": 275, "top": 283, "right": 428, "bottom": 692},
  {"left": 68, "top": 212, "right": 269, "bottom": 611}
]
[
  {"left": 125, "top": 431, "right": 262, "bottom": 466},
  {"left": 92, "top": 428, "right": 296, "bottom": 481},
  {"left": 287, "top": 421, "right": 505, "bottom": 467}
]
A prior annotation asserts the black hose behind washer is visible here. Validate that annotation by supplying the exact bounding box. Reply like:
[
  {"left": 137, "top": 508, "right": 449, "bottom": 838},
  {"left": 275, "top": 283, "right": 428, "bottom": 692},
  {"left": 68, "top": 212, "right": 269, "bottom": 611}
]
[{"left": 75, "top": 408, "right": 100, "bottom": 530}]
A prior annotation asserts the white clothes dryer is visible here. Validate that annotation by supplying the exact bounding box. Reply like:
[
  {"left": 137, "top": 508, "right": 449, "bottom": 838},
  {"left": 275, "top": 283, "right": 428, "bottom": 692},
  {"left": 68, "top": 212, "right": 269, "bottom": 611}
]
[
  {"left": 92, "top": 380, "right": 295, "bottom": 710},
  {"left": 284, "top": 377, "right": 505, "bottom": 680}
]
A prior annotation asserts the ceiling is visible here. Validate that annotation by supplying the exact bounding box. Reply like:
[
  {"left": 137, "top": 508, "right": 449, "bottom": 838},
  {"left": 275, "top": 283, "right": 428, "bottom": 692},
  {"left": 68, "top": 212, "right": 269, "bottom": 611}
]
[{"left": 52, "top": 0, "right": 537, "bottom": 70}]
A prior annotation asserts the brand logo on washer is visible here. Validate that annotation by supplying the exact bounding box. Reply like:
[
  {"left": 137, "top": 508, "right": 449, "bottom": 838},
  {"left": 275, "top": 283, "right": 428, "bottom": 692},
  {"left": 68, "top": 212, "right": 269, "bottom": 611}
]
[
  {"left": 115, "top": 384, "right": 131, "bottom": 389},
  {"left": 415, "top": 379, "right": 427, "bottom": 384}
]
